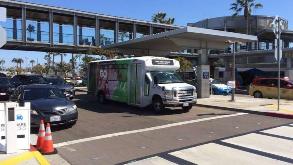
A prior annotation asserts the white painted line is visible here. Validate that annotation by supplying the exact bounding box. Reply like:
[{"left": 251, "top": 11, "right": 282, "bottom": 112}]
[
  {"left": 125, "top": 156, "right": 177, "bottom": 165},
  {"left": 54, "top": 113, "right": 247, "bottom": 148},
  {"left": 170, "top": 143, "right": 290, "bottom": 165},
  {"left": 223, "top": 133, "right": 293, "bottom": 159},
  {"left": 262, "top": 126, "right": 293, "bottom": 139}
]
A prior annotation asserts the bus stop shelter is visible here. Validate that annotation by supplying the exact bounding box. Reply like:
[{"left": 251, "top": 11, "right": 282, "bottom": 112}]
[{"left": 105, "top": 26, "right": 258, "bottom": 98}]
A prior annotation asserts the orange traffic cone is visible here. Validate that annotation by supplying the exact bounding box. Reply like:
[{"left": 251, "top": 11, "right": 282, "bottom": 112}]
[
  {"left": 41, "top": 123, "right": 57, "bottom": 155},
  {"left": 36, "top": 120, "right": 45, "bottom": 150}
]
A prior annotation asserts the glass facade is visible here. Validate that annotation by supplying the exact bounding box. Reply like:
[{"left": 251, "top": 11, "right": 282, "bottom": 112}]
[{"left": 2, "top": 18, "right": 22, "bottom": 41}]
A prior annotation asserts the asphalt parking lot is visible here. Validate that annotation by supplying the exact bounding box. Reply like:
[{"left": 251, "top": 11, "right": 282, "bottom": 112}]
[{"left": 35, "top": 91, "right": 293, "bottom": 165}]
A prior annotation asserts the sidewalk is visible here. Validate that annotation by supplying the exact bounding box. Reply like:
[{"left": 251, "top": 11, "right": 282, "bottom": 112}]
[{"left": 197, "top": 95, "right": 293, "bottom": 118}]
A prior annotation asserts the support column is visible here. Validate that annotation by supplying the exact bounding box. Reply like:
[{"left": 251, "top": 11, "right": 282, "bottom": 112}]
[
  {"left": 196, "top": 41, "right": 210, "bottom": 98},
  {"left": 286, "top": 57, "right": 293, "bottom": 79},
  {"left": 37, "top": 21, "right": 41, "bottom": 42},
  {"left": 149, "top": 24, "right": 153, "bottom": 35},
  {"left": 132, "top": 23, "right": 137, "bottom": 39},
  {"left": 49, "top": 10, "right": 53, "bottom": 46},
  {"left": 59, "top": 24, "right": 63, "bottom": 43},
  {"left": 12, "top": 19, "right": 17, "bottom": 40},
  {"left": 95, "top": 17, "right": 100, "bottom": 46},
  {"left": 21, "top": 6, "right": 26, "bottom": 42},
  {"left": 71, "top": 53, "right": 75, "bottom": 77},
  {"left": 78, "top": 26, "right": 82, "bottom": 45},
  {"left": 73, "top": 14, "right": 77, "bottom": 46},
  {"left": 114, "top": 21, "right": 119, "bottom": 43}
]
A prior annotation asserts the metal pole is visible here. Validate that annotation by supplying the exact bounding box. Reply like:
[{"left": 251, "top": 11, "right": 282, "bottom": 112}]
[
  {"left": 277, "top": 17, "right": 280, "bottom": 111},
  {"left": 231, "top": 42, "right": 235, "bottom": 101}
]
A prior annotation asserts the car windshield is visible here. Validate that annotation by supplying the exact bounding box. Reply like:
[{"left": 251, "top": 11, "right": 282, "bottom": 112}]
[
  {"left": 151, "top": 71, "right": 184, "bottom": 84},
  {"left": 24, "top": 87, "right": 65, "bottom": 100},
  {"left": 212, "top": 79, "right": 223, "bottom": 84},
  {"left": 18, "top": 75, "right": 48, "bottom": 84},
  {"left": 0, "top": 78, "right": 9, "bottom": 85},
  {"left": 46, "top": 78, "right": 65, "bottom": 85}
]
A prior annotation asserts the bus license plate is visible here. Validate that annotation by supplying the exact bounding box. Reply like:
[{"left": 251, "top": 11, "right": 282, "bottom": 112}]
[
  {"left": 0, "top": 93, "right": 6, "bottom": 95},
  {"left": 183, "top": 102, "right": 189, "bottom": 107},
  {"left": 50, "top": 115, "right": 61, "bottom": 122}
]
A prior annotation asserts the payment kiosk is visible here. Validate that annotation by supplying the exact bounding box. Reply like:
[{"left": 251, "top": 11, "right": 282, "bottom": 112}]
[{"left": 0, "top": 102, "right": 31, "bottom": 154}]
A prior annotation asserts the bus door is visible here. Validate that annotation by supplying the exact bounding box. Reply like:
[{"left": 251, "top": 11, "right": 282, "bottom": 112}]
[{"left": 129, "top": 63, "right": 143, "bottom": 105}]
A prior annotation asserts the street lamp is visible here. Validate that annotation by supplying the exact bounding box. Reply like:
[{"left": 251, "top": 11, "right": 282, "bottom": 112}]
[{"left": 271, "top": 16, "right": 286, "bottom": 111}]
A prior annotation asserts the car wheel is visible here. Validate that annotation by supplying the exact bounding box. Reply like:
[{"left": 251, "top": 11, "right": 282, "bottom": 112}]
[
  {"left": 254, "top": 91, "right": 263, "bottom": 98},
  {"left": 152, "top": 97, "right": 164, "bottom": 113},
  {"left": 97, "top": 92, "right": 106, "bottom": 104},
  {"left": 182, "top": 105, "right": 192, "bottom": 112}
]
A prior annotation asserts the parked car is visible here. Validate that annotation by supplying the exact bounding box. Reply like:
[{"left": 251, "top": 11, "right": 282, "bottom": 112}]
[
  {"left": 0, "top": 77, "right": 13, "bottom": 101},
  {"left": 210, "top": 79, "right": 232, "bottom": 95},
  {"left": 0, "top": 73, "right": 7, "bottom": 77},
  {"left": 249, "top": 77, "right": 293, "bottom": 99},
  {"left": 45, "top": 76, "right": 75, "bottom": 99},
  {"left": 11, "top": 84, "right": 78, "bottom": 127},
  {"left": 10, "top": 74, "right": 48, "bottom": 88}
]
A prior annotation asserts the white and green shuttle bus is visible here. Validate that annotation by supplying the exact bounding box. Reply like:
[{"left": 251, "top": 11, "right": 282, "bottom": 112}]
[{"left": 88, "top": 56, "right": 197, "bottom": 112}]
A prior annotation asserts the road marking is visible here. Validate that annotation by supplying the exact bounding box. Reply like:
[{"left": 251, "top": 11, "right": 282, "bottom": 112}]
[
  {"left": 125, "top": 156, "right": 177, "bottom": 165},
  {"left": 262, "top": 126, "right": 293, "bottom": 139},
  {"left": 0, "top": 151, "right": 50, "bottom": 165},
  {"left": 54, "top": 112, "right": 247, "bottom": 148},
  {"left": 170, "top": 143, "right": 289, "bottom": 165},
  {"left": 223, "top": 133, "right": 293, "bottom": 159}
]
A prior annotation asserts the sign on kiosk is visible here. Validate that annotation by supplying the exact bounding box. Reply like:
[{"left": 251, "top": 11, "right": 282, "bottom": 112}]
[{"left": 0, "top": 102, "right": 31, "bottom": 154}]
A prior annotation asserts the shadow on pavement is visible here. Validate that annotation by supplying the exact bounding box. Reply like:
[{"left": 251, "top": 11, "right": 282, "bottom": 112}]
[{"left": 74, "top": 91, "right": 189, "bottom": 116}]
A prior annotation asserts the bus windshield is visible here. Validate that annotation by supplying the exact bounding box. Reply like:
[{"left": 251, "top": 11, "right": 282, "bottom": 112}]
[{"left": 151, "top": 71, "right": 184, "bottom": 84}]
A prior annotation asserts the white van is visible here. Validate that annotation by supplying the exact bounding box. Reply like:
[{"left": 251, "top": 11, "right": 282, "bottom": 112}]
[{"left": 87, "top": 57, "right": 197, "bottom": 112}]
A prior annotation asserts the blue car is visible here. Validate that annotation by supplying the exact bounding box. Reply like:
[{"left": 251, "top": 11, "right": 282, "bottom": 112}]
[{"left": 210, "top": 79, "right": 232, "bottom": 95}]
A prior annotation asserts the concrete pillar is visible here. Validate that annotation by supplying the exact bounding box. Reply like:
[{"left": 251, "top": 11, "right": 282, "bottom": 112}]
[
  {"left": 49, "top": 10, "right": 53, "bottom": 46},
  {"left": 197, "top": 42, "right": 210, "bottom": 98},
  {"left": 285, "top": 57, "right": 293, "bottom": 80},
  {"left": 21, "top": 6, "right": 26, "bottom": 42},
  {"left": 59, "top": 24, "right": 63, "bottom": 43},
  {"left": 133, "top": 23, "right": 136, "bottom": 39},
  {"left": 37, "top": 21, "right": 41, "bottom": 42},
  {"left": 114, "top": 21, "right": 119, "bottom": 43},
  {"left": 78, "top": 26, "right": 82, "bottom": 45},
  {"left": 73, "top": 14, "right": 77, "bottom": 46},
  {"left": 149, "top": 25, "right": 153, "bottom": 35},
  {"left": 12, "top": 19, "right": 17, "bottom": 40},
  {"left": 95, "top": 17, "right": 100, "bottom": 46}
]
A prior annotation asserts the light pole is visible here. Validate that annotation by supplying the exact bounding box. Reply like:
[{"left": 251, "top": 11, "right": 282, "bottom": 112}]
[
  {"left": 226, "top": 40, "right": 236, "bottom": 102},
  {"left": 271, "top": 16, "right": 285, "bottom": 111}
]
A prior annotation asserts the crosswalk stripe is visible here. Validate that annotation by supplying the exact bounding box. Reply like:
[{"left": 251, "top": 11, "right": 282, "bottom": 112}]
[
  {"left": 169, "top": 143, "right": 290, "bottom": 165},
  {"left": 124, "top": 156, "right": 177, "bottom": 165},
  {"left": 261, "top": 126, "right": 293, "bottom": 139},
  {"left": 223, "top": 133, "right": 293, "bottom": 160}
]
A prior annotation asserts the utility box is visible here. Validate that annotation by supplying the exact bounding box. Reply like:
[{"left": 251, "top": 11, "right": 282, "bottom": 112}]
[{"left": 0, "top": 102, "right": 31, "bottom": 153}]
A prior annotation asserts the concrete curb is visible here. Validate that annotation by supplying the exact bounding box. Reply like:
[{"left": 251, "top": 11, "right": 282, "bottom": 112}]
[{"left": 196, "top": 104, "right": 293, "bottom": 119}]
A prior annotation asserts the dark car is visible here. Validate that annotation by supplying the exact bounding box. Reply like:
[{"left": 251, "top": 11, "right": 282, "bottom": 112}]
[
  {"left": 0, "top": 77, "right": 13, "bottom": 101},
  {"left": 45, "top": 77, "right": 75, "bottom": 99},
  {"left": 0, "top": 73, "right": 7, "bottom": 77},
  {"left": 10, "top": 74, "right": 48, "bottom": 88},
  {"left": 12, "top": 84, "right": 78, "bottom": 127}
]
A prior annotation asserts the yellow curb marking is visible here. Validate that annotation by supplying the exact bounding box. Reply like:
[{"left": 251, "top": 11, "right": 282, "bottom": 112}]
[{"left": 0, "top": 151, "right": 50, "bottom": 165}]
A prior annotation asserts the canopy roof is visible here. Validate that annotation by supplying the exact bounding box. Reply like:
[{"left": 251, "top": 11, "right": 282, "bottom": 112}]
[{"left": 104, "top": 26, "right": 257, "bottom": 56}]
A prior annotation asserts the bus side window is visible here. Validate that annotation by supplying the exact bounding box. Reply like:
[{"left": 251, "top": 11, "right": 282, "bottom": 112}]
[{"left": 144, "top": 75, "right": 150, "bottom": 96}]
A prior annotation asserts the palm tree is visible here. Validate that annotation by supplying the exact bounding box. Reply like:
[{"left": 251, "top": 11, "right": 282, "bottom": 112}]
[
  {"left": 0, "top": 59, "right": 5, "bottom": 71},
  {"left": 30, "top": 60, "right": 35, "bottom": 68},
  {"left": 27, "top": 24, "right": 36, "bottom": 41},
  {"left": 12, "top": 58, "right": 24, "bottom": 69},
  {"left": 152, "top": 12, "right": 175, "bottom": 25},
  {"left": 230, "top": 0, "right": 263, "bottom": 34}
]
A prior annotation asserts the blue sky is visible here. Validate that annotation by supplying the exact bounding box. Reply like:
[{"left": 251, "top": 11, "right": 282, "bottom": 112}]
[{"left": 0, "top": 0, "right": 292, "bottom": 68}]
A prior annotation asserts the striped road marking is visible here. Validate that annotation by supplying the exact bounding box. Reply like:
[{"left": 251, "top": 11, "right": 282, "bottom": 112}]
[
  {"left": 0, "top": 151, "right": 50, "bottom": 165},
  {"left": 126, "top": 123, "right": 293, "bottom": 165},
  {"left": 54, "top": 113, "right": 247, "bottom": 148},
  {"left": 125, "top": 156, "right": 177, "bottom": 165}
]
